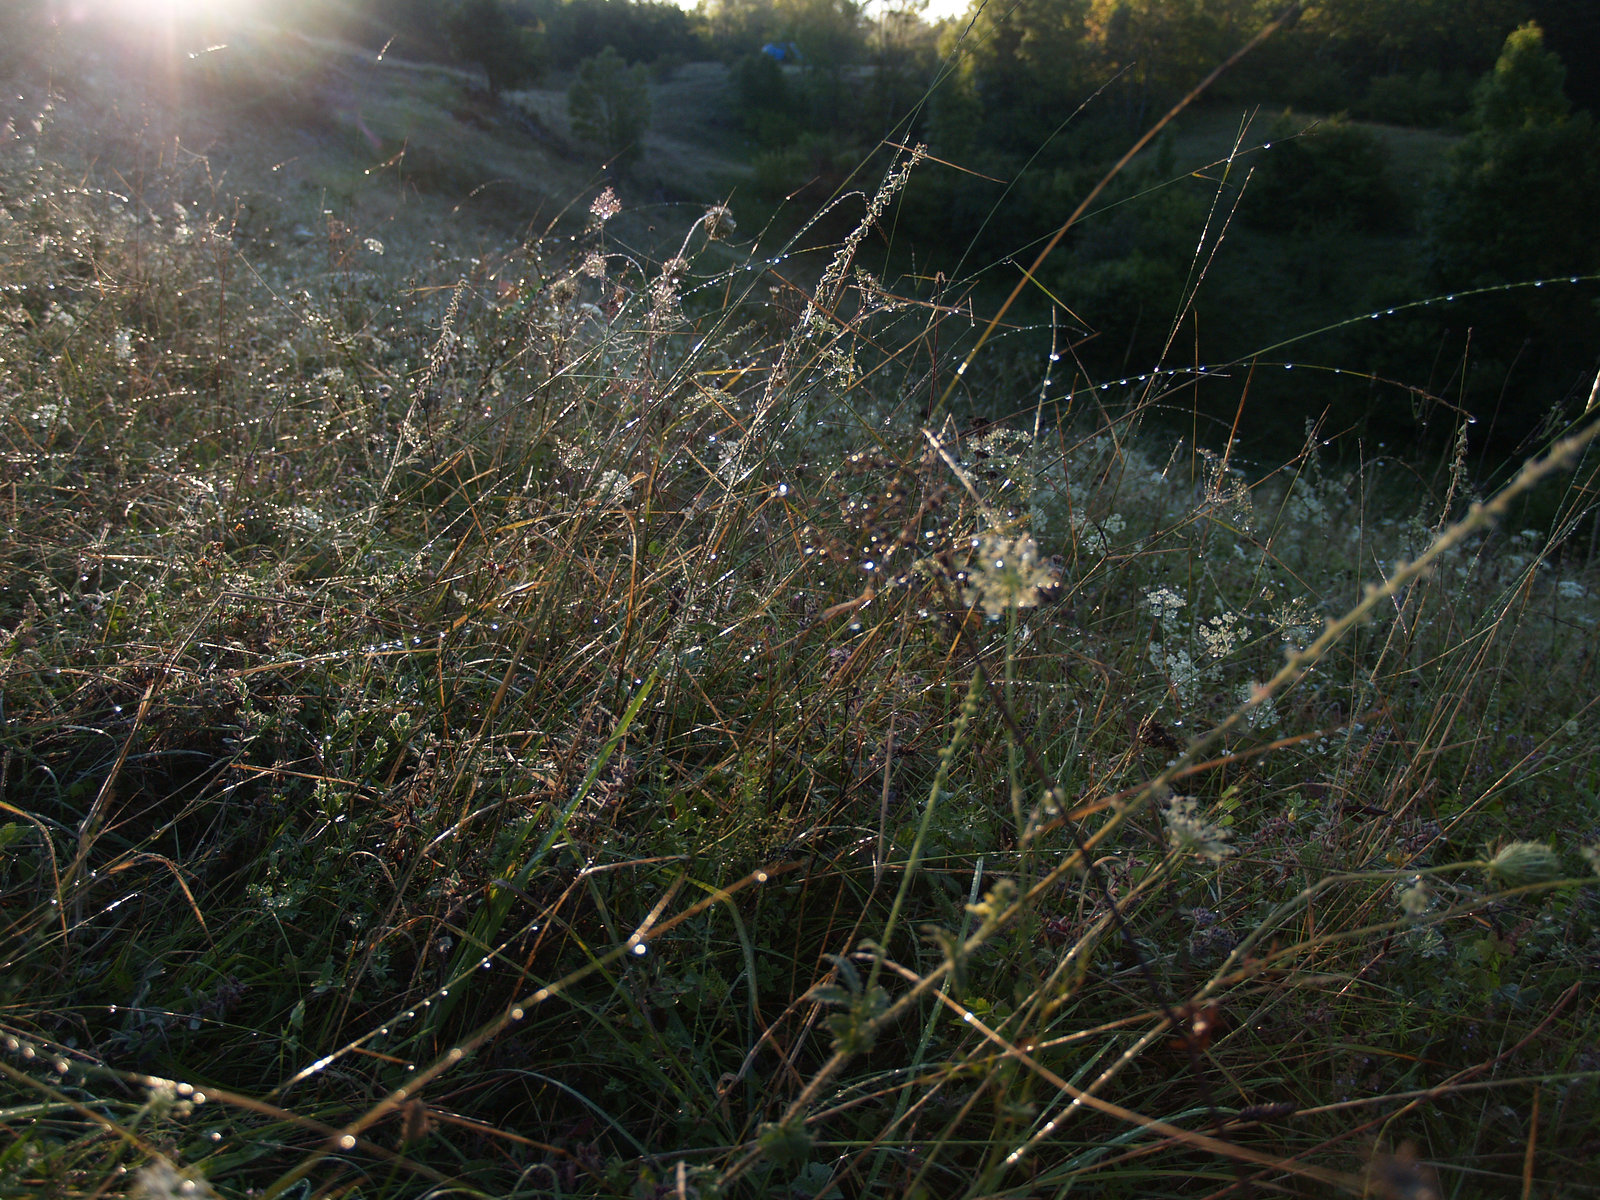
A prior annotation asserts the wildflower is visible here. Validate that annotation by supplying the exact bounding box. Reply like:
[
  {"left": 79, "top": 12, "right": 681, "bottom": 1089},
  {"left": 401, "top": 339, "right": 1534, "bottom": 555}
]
[
  {"left": 579, "top": 251, "right": 606, "bottom": 278},
  {"left": 1238, "top": 682, "right": 1279, "bottom": 730},
  {"left": 1164, "top": 796, "right": 1234, "bottom": 863},
  {"left": 1142, "top": 585, "right": 1187, "bottom": 629},
  {"left": 131, "top": 1161, "right": 219, "bottom": 1200},
  {"left": 592, "top": 470, "right": 633, "bottom": 506},
  {"left": 1556, "top": 580, "right": 1587, "bottom": 600},
  {"left": 964, "top": 532, "right": 1059, "bottom": 618},
  {"left": 363, "top": 237, "right": 384, "bottom": 255},
  {"left": 1148, "top": 644, "right": 1200, "bottom": 707},
  {"left": 1199, "top": 611, "right": 1246, "bottom": 658},
  {"left": 1484, "top": 841, "right": 1561, "bottom": 888}
]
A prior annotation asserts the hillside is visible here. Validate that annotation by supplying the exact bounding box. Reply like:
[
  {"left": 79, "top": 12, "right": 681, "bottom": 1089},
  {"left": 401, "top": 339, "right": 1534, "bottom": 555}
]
[{"left": 3, "top": 10, "right": 1600, "bottom": 1200}]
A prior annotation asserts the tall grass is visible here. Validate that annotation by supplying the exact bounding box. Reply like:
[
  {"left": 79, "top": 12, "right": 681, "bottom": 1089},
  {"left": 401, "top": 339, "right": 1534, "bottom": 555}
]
[{"left": 2, "top": 53, "right": 1599, "bottom": 1200}]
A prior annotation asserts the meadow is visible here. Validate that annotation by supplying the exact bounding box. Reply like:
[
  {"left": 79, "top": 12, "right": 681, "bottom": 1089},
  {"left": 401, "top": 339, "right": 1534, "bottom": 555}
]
[{"left": 3, "top": 15, "right": 1600, "bottom": 1200}]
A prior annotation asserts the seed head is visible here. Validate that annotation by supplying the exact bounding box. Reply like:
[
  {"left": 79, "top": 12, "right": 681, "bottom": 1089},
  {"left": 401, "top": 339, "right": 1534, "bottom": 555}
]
[{"left": 1485, "top": 841, "right": 1561, "bottom": 888}]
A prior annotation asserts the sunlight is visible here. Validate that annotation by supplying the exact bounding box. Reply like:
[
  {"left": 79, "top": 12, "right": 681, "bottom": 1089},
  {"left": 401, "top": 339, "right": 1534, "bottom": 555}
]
[{"left": 94, "top": 0, "right": 258, "bottom": 31}]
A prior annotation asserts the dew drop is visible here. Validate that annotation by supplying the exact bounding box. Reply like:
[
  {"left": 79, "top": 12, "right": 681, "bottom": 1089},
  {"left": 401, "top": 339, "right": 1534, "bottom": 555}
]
[
  {"left": 338, "top": 1135, "right": 356, "bottom": 1150},
  {"left": 631, "top": 942, "right": 648, "bottom": 956}
]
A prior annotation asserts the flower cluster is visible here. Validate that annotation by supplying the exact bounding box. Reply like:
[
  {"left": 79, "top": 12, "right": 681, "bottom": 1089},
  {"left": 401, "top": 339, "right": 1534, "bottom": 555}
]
[
  {"left": 1163, "top": 795, "right": 1235, "bottom": 863},
  {"left": 964, "top": 533, "right": 1059, "bottom": 619}
]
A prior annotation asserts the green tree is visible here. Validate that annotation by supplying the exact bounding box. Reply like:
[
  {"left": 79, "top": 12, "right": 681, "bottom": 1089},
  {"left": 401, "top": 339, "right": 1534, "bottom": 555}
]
[
  {"left": 444, "top": 0, "right": 541, "bottom": 99},
  {"left": 1470, "top": 19, "right": 1571, "bottom": 130},
  {"left": 568, "top": 46, "right": 653, "bottom": 163},
  {"left": 936, "top": 0, "right": 1092, "bottom": 156},
  {"left": 1426, "top": 22, "right": 1600, "bottom": 437},
  {"left": 776, "top": 0, "right": 865, "bottom": 67}
]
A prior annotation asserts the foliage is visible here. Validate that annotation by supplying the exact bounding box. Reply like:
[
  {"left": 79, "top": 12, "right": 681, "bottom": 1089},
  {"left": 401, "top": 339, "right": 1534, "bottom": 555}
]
[
  {"left": 731, "top": 49, "right": 793, "bottom": 143},
  {"left": 568, "top": 45, "right": 652, "bottom": 162},
  {"left": 937, "top": 0, "right": 1093, "bottom": 156},
  {"left": 1425, "top": 22, "right": 1600, "bottom": 432},
  {"left": 1353, "top": 69, "right": 1472, "bottom": 126},
  {"left": 524, "top": 0, "right": 704, "bottom": 67},
  {"left": 443, "top": 0, "right": 542, "bottom": 98},
  {"left": 1470, "top": 19, "right": 1572, "bottom": 131},
  {"left": 700, "top": 0, "right": 867, "bottom": 65},
  {"left": 1244, "top": 115, "right": 1406, "bottom": 234}
]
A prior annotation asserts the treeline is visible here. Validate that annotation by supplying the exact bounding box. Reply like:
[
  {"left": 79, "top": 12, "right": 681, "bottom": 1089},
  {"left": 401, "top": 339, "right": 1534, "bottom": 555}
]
[
  {"left": 900, "top": 3, "right": 1600, "bottom": 455},
  {"left": 707, "top": 0, "right": 1600, "bottom": 456},
  {"left": 274, "top": 0, "right": 1600, "bottom": 454}
]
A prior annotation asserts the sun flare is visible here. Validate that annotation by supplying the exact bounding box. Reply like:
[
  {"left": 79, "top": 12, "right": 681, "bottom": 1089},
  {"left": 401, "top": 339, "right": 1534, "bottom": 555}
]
[{"left": 95, "top": 0, "right": 259, "bottom": 31}]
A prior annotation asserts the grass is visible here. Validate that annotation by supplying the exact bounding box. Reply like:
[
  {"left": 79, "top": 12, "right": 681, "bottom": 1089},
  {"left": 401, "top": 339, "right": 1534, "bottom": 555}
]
[{"left": 3, "top": 22, "right": 1600, "bottom": 1200}]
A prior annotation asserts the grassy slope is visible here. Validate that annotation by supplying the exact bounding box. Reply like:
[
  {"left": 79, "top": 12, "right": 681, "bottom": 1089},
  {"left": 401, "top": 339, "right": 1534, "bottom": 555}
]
[{"left": 2, "top": 14, "right": 1600, "bottom": 1200}]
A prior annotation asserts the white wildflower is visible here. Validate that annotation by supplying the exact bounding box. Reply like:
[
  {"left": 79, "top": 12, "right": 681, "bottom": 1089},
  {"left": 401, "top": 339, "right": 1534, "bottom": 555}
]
[
  {"left": 131, "top": 1161, "right": 219, "bottom": 1200},
  {"left": 1149, "top": 643, "right": 1199, "bottom": 706},
  {"left": 965, "top": 532, "right": 1059, "bottom": 618},
  {"left": 1142, "top": 585, "right": 1187, "bottom": 630},
  {"left": 1238, "top": 682, "right": 1279, "bottom": 730},
  {"left": 1398, "top": 879, "right": 1430, "bottom": 917},
  {"left": 592, "top": 470, "right": 633, "bottom": 506},
  {"left": 363, "top": 237, "right": 385, "bottom": 255},
  {"left": 1198, "top": 611, "right": 1246, "bottom": 659},
  {"left": 1164, "top": 796, "right": 1234, "bottom": 863},
  {"left": 1556, "top": 580, "right": 1587, "bottom": 600}
]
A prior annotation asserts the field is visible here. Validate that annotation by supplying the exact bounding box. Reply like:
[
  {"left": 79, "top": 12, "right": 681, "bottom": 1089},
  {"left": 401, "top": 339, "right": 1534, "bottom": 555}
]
[{"left": 3, "top": 14, "right": 1600, "bottom": 1200}]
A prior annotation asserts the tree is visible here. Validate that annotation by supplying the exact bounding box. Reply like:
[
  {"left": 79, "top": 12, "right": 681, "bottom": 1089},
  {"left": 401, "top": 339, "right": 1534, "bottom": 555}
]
[
  {"left": 1425, "top": 22, "right": 1600, "bottom": 437},
  {"left": 444, "top": 0, "right": 542, "bottom": 99},
  {"left": 936, "top": 0, "right": 1093, "bottom": 157},
  {"left": 775, "top": 0, "right": 865, "bottom": 68},
  {"left": 1470, "top": 18, "right": 1571, "bottom": 131},
  {"left": 568, "top": 47, "right": 652, "bottom": 163}
]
